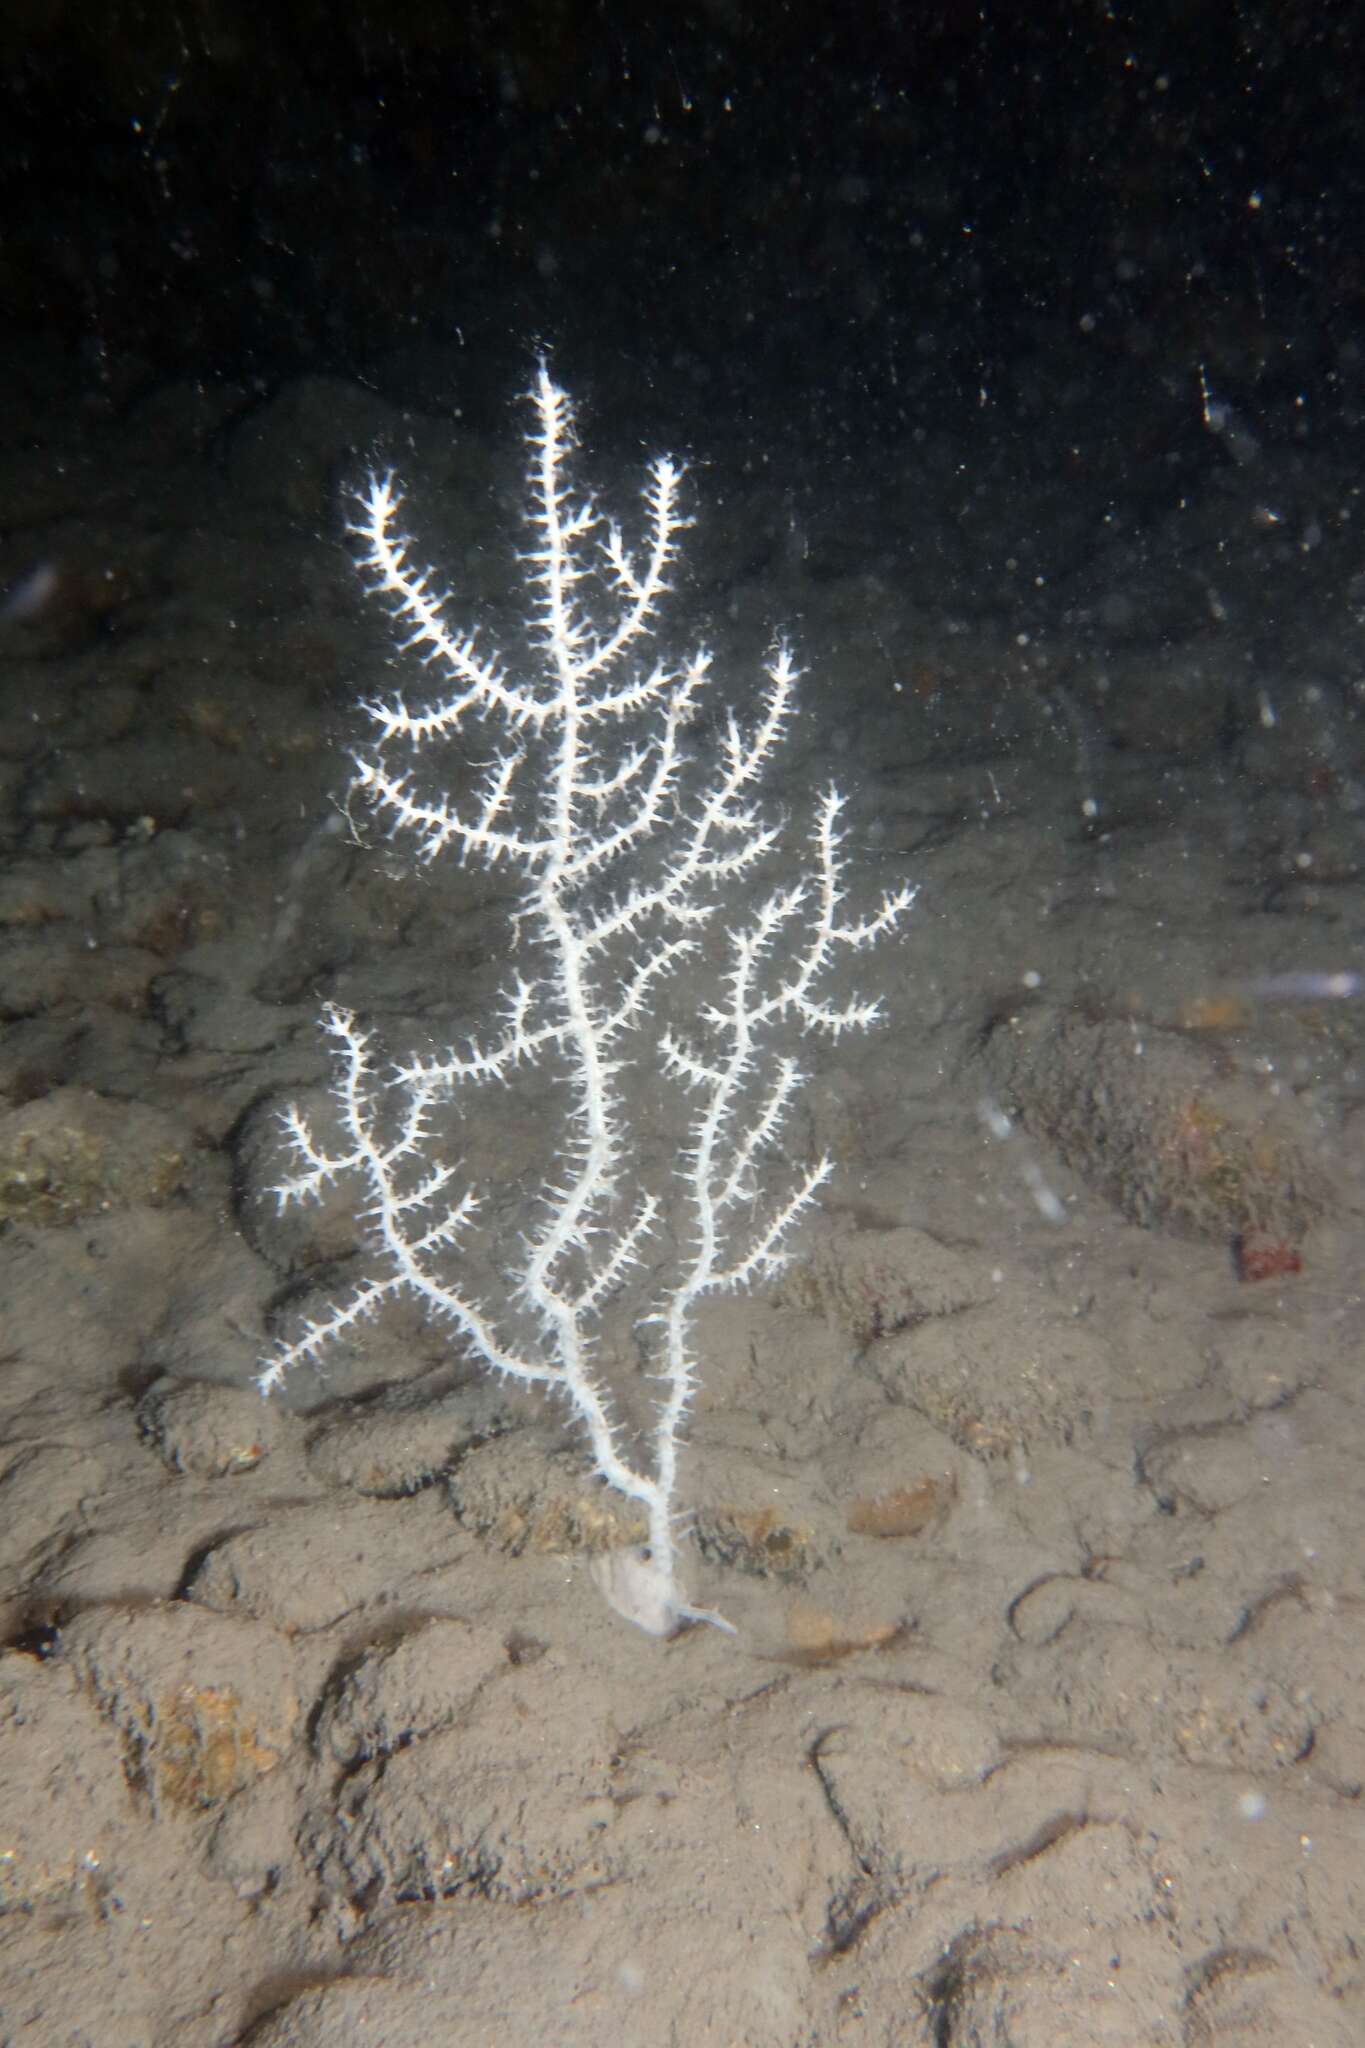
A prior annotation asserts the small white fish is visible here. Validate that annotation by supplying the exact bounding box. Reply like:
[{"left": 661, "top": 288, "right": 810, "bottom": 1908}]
[{"left": 1251, "top": 971, "right": 1363, "bottom": 1002}]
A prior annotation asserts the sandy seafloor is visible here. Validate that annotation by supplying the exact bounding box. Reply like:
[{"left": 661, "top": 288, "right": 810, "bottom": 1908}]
[{"left": 1, "top": 364, "right": 1363, "bottom": 2046}]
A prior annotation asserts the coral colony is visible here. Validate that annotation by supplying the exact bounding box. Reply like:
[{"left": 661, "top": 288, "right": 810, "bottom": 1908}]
[{"left": 259, "top": 364, "right": 912, "bottom": 1635}]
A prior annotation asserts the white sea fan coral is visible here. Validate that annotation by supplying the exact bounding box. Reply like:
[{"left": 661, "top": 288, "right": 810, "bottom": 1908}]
[{"left": 260, "top": 363, "right": 912, "bottom": 1634}]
